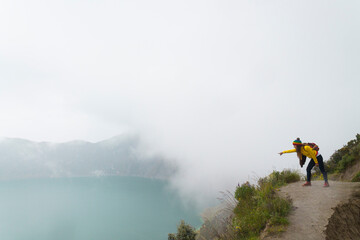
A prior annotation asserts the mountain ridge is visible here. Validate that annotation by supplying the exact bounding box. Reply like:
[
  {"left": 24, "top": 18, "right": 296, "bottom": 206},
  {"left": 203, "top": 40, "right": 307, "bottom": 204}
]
[{"left": 0, "top": 134, "right": 177, "bottom": 180}]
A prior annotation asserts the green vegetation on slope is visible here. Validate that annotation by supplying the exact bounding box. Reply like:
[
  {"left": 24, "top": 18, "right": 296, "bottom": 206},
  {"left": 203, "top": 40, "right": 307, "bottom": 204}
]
[
  {"left": 324, "top": 134, "right": 360, "bottom": 180},
  {"left": 352, "top": 172, "right": 360, "bottom": 182},
  {"left": 168, "top": 220, "right": 197, "bottom": 240},
  {"left": 231, "top": 170, "right": 300, "bottom": 240}
]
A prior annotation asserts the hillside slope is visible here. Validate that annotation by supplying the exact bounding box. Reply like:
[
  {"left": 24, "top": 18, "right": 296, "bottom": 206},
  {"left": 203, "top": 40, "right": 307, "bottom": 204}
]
[
  {"left": 263, "top": 181, "right": 360, "bottom": 240},
  {"left": 325, "top": 134, "right": 360, "bottom": 182},
  {"left": 0, "top": 135, "right": 177, "bottom": 179}
]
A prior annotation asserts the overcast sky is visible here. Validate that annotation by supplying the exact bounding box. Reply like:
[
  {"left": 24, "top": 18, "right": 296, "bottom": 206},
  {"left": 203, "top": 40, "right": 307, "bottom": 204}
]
[{"left": 1, "top": 0, "right": 360, "bottom": 204}]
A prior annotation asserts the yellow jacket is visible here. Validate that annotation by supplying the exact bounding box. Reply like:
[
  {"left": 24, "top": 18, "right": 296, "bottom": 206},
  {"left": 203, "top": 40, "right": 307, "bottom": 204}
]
[{"left": 282, "top": 146, "right": 319, "bottom": 164}]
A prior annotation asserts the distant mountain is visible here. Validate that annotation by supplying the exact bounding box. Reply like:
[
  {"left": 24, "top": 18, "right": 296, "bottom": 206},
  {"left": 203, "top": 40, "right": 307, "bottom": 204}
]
[{"left": 0, "top": 135, "right": 178, "bottom": 180}]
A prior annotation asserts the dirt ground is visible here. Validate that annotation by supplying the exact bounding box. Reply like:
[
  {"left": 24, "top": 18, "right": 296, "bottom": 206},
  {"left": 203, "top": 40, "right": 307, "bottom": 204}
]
[{"left": 263, "top": 180, "right": 360, "bottom": 240}]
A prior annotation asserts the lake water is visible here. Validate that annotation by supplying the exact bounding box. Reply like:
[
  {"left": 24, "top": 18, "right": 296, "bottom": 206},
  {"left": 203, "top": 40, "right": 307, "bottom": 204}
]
[{"left": 0, "top": 176, "right": 202, "bottom": 240}]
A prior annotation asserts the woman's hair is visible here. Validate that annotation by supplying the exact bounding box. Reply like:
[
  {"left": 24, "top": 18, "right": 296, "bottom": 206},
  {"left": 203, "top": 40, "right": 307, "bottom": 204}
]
[{"left": 294, "top": 137, "right": 303, "bottom": 161}]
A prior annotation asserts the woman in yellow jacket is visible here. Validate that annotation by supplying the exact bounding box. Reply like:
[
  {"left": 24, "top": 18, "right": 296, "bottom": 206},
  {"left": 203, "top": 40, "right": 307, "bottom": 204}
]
[{"left": 279, "top": 138, "right": 329, "bottom": 187}]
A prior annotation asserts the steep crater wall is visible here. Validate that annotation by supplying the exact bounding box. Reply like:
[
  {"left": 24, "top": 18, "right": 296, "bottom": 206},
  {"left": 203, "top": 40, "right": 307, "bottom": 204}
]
[{"left": 325, "top": 192, "right": 360, "bottom": 240}]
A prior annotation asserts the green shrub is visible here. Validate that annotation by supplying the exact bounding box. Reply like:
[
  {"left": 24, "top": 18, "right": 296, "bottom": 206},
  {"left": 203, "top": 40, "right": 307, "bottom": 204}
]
[
  {"left": 337, "top": 154, "right": 356, "bottom": 171},
  {"left": 280, "top": 169, "right": 301, "bottom": 184},
  {"left": 351, "top": 172, "right": 360, "bottom": 182},
  {"left": 168, "top": 220, "right": 197, "bottom": 240},
  {"left": 326, "top": 134, "right": 360, "bottom": 173},
  {"left": 258, "top": 170, "right": 301, "bottom": 189},
  {"left": 232, "top": 170, "right": 296, "bottom": 240},
  {"left": 268, "top": 197, "right": 291, "bottom": 217},
  {"left": 269, "top": 215, "right": 289, "bottom": 226},
  {"left": 235, "top": 182, "right": 256, "bottom": 201},
  {"left": 168, "top": 233, "right": 176, "bottom": 240}
]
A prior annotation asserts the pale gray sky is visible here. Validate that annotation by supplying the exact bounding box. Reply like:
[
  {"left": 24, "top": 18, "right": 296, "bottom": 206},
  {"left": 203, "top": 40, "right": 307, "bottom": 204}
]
[{"left": 1, "top": 0, "right": 360, "bottom": 203}]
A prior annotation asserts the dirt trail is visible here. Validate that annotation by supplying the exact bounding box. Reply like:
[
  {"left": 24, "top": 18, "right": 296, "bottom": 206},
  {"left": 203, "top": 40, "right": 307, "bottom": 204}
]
[{"left": 264, "top": 181, "right": 360, "bottom": 240}]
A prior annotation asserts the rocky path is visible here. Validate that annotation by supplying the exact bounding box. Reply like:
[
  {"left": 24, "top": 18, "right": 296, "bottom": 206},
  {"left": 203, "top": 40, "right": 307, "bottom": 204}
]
[{"left": 264, "top": 181, "right": 360, "bottom": 240}]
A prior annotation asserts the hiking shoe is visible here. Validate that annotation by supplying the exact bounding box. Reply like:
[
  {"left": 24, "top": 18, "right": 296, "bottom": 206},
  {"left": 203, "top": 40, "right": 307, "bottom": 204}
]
[
  {"left": 302, "top": 181, "right": 311, "bottom": 187},
  {"left": 324, "top": 182, "right": 330, "bottom": 187}
]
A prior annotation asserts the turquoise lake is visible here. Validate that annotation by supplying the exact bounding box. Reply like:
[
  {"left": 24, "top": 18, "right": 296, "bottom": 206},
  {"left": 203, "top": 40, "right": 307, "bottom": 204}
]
[{"left": 0, "top": 176, "right": 202, "bottom": 240}]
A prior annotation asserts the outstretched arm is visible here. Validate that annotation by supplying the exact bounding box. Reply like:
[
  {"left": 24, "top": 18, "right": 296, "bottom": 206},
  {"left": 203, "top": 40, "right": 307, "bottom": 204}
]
[{"left": 279, "top": 149, "right": 296, "bottom": 156}]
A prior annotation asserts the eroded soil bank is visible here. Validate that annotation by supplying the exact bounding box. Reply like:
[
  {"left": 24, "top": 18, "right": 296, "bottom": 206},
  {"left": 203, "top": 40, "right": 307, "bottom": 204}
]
[{"left": 325, "top": 191, "right": 360, "bottom": 240}]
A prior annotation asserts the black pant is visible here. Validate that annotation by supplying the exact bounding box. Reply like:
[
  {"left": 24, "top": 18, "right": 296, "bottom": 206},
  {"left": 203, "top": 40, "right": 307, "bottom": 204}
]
[{"left": 306, "top": 155, "right": 328, "bottom": 182}]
